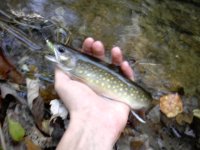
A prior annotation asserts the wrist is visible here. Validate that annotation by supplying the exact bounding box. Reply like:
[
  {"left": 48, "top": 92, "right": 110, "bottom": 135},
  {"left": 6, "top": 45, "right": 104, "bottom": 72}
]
[
  {"left": 57, "top": 100, "right": 130, "bottom": 150},
  {"left": 57, "top": 116, "right": 116, "bottom": 150},
  {"left": 68, "top": 111, "right": 121, "bottom": 148}
]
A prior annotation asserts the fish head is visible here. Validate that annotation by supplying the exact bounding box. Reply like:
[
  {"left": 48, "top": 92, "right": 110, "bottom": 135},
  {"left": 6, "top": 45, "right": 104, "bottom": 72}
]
[{"left": 45, "top": 40, "right": 77, "bottom": 72}]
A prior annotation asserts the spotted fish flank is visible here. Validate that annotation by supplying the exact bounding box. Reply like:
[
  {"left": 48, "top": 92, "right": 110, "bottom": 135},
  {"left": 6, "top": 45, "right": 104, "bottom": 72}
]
[{"left": 46, "top": 40, "right": 151, "bottom": 110}]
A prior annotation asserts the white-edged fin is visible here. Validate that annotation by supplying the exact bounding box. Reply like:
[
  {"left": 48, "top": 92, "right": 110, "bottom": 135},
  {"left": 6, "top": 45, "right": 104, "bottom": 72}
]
[
  {"left": 100, "top": 95, "right": 146, "bottom": 123},
  {"left": 131, "top": 110, "right": 146, "bottom": 123},
  {"left": 45, "top": 55, "right": 58, "bottom": 63}
]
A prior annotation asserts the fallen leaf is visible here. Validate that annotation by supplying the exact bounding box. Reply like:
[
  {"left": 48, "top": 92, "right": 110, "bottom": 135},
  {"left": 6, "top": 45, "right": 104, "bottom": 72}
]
[
  {"left": 7, "top": 117, "right": 25, "bottom": 142},
  {"left": 0, "top": 50, "right": 12, "bottom": 80},
  {"left": 160, "top": 93, "right": 183, "bottom": 118},
  {"left": 26, "top": 78, "right": 40, "bottom": 109},
  {"left": 24, "top": 137, "right": 41, "bottom": 150},
  {"left": 50, "top": 99, "right": 68, "bottom": 120},
  {"left": 193, "top": 109, "right": 200, "bottom": 119},
  {"left": 41, "top": 120, "right": 51, "bottom": 135},
  {"left": 8, "top": 69, "right": 25, "bottom": 84},
  {"left": 31, "top": 96, "right": 44, "bottom": 129},
  {"left": 0, "top": 83, "right": 18, "bottom": 99},
  {"left": 26, "top": 78, "right": 44, "bottom": 132},
  {"left": 0, "top": 83, "right": 27, "bottom": 105},
  {"left": 130, "top": 134, "right": 150, "bottom": 150},
  {"left": 39, "top": 84, "right": 59, "bottom": 103},
  {"left": 122, "top": 127, "right": 135, "bottom": 136},
  {"left": 176, "top": 112, "right": 193, "bottom": 125},
  {"left": 130, "top": 140, "right": 144, "bottom": 150},
  {"left": 0, "top": 49, "right": 24, "bottom": 84}
]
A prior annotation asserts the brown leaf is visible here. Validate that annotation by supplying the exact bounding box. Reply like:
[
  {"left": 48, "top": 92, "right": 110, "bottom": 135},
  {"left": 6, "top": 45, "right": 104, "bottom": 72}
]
[
  {"left": 0, "top": 51, "right": 12, "bottom": 80},
  {"left": 31, "top": 96, "right": 44, "bottom": 129},
  {"left": 0, "top": 49, "right": 24, "bottom": 84},
  {"left": 39, "top": 84, "right": 59, "bottom": 103},
  {"left": 8, "top": 68, "right": 25, "bottom": 84},
  {"left": 176, "top": 112, "right": 193, "bottom": 125},
  {"left": 130, "top": 140, "right": 145, "bottom": 150},
  {"left": 26, "top": 78, "right": 40, "bottom": 109},
  {"left": 24, "top": 137, "right": 42, "bottom": 150}
]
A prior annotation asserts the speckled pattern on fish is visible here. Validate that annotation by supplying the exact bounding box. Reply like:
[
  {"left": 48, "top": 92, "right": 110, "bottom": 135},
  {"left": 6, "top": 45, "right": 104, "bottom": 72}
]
[{"left": 46, "top": 40, "right": 151, "bottom": 110}]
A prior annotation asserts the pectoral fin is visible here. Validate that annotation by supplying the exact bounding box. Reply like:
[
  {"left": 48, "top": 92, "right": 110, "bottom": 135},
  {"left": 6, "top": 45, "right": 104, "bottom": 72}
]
[
  {"left": 100, "top": 95, "right": 146, "bottom": 124},
  {"left": 131, "top": 110, "right": 146, "bottom": 123}
]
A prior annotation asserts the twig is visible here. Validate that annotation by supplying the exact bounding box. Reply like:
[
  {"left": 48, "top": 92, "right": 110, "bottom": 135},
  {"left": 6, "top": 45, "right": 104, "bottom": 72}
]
[{"left": 0, "top": 125, "right": 7, "bottom": 150}]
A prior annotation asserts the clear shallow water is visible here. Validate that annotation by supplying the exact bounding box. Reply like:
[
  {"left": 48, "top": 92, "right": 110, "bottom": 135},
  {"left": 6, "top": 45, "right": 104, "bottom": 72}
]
[{"left": 3, "top": 0, "right": 200, "bottom": 98}]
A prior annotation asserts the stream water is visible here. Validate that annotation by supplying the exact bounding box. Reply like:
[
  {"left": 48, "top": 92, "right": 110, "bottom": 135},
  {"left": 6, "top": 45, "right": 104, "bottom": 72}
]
[{"left": 4, "top": 0, "right": 200, "bottom": 99}]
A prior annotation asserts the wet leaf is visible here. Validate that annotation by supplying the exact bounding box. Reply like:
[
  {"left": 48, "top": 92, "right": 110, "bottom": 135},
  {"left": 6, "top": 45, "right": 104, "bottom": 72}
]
[
  {"left": 7, "top": 117, "right": 25, "bottom": 142},
  {"left": 8, "top": 69, "right": 25, "bottom": 84},
  {"left": 26, "top": 79, "right": 44, "bottom": 131},
  {"left": 50, "top": 99, "right": 68, "bottom": 120},
  {"left": 41, "top": 120, "right": 51, "bottom": 135},
  {"left": 31, "top": 96, "right": 44, "bottom": 129},
  {"left": 0, "top": 49, "right": 24, "bottom": 84},
  {"left": 160, "top": 93, "right": 183, "bottom": 118},
  {"left": 0, "top": 83, "right": 18, "bottom": 99},
  {"left": 130, "top": 140, "right": 144, "bottom": 150},
  {"left": 0, "top": 83, "right": 26, "bottom": 105},
  {"left": 26, "top": 78, "right": 40, "bottom": 109},
  {"left": 176, "top": 112, "right": 193, "bottom": 125},
  {"left": 122, "top": 127, "right": 135, "bottom": 136},
  {"left": 193, "top": 109, "right": 200, "bottom": 119},
  {"left": 0, "top": 50, "right": 12, "bottom": 80},
  {"left": 39, "top": 84, "right": 59, "bottom": 103},
  {"left": 24, "top": 137, "right": 41, "bottom": 150}
]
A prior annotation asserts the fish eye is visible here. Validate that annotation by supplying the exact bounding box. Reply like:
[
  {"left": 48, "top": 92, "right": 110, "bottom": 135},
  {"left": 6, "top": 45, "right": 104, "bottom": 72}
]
[{"left": 58, "top": 46, "right": 65, "bottom": 53}]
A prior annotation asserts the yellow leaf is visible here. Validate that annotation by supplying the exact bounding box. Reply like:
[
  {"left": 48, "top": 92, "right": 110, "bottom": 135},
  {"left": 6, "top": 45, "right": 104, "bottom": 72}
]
[{"left": 160, "top": 93, "right": 183, "bottom": 118}]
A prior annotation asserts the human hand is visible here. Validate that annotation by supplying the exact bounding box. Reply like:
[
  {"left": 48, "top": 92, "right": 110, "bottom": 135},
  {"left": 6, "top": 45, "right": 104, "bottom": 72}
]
[{"left": 55, "top": 37, "right": 134, "bottom": 150}]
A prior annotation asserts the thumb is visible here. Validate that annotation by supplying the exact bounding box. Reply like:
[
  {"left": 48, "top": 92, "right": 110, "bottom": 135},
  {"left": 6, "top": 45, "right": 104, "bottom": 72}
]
[{"left": 54, "top": 67, "right": 71, "bottom": 90}]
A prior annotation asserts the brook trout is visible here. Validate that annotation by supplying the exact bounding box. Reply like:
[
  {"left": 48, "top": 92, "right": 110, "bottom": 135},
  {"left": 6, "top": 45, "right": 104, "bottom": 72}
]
[{"left": 45, "top": 40, "right": 151, "bottom": 111}]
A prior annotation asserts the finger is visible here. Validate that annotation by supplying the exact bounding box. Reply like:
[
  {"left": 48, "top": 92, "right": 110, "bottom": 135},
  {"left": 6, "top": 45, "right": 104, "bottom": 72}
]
[
  {"left": 111, "top": 47, "right": 123, "bottom": 65},
  {"left": 82, "top": 37, "right": 94, "bottom": 54},
  {"left": 120, "top": 61, "right": 135, "bottom": 81},
  {"left": 91, "top": 41, "right": 105, "bottom": 60}
]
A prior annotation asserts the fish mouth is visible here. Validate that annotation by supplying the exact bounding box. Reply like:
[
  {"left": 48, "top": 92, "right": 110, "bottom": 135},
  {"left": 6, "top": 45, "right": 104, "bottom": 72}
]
[{"left": 46, "top": 40, "right": 60, "bottom": 61}]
